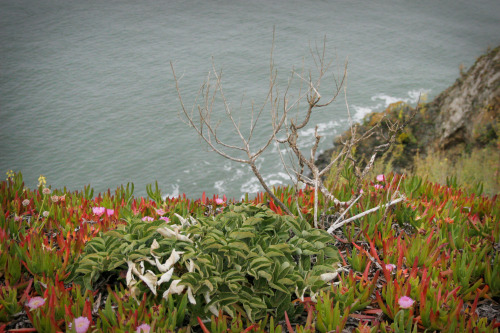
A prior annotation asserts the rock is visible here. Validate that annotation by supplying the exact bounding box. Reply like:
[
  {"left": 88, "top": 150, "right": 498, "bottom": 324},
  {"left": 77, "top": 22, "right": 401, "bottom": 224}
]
[
  {"left": 433, "top": 46, "right": 500, "bottom": 150},
  {"left": 316, "top": 45, "right": 500, "bottom": 172}
]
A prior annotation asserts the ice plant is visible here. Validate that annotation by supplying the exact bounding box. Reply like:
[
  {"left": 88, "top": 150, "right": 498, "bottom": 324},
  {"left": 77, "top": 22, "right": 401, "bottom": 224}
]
[
  {"left": 374, "top": 184, "right": 383, "bottom": 190},
  {"left": 385, "top": 264, "right": 396, "bottom": 272},
  {"left": 42, "top": 187, "right": 51, "bottom": 195},
  {"left": 73, "top": 316, "right": 90, "bottom": 333},
  {"left": 51, "top": 195, "right": 59, "bottom": 203},
  {"left": 136, "top": 323, "right": 151, "bottom": 333},
  {"left": 42, "top": 211, "right": 49, "bottom": 217},
  {"left": 26, "top": 296, "right": 45, "bottom": 310},
  {"left": 22, "top": 199, "right": 30, "bottom": 206},
  {"left": 215, "top": 198, "right": 225, "bottom": 205},
  {"left": 160, "top": 216, "right": 170, "bottom": 222},
  {"left": 156, "top": 209, "right": 166, "bottom": 216},
  {"left": 142, "top": 216, "right": 154, "bottom": 222},
  {"left": 398, "top": 296, "right": 415, "bottom": 309},
  {"left": 92, "top": 207, "right": 106, "bottom": 217},
  {"left": 106, "top": 208, "right": 114, "bottom": 216},
  {"left": 376, "top": 174, "right": 385, "bottom": 182}
]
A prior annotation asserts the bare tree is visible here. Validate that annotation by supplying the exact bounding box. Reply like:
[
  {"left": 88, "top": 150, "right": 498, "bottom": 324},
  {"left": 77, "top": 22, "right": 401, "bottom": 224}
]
[{"left": 171, "top": 32, "right": 415, "bottom": 228}]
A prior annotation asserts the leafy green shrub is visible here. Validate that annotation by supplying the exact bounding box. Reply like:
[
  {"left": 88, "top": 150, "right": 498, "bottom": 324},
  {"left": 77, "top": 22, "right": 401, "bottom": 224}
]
[{"left": 72, "top": 203, "right": 340, "bottom": 324}]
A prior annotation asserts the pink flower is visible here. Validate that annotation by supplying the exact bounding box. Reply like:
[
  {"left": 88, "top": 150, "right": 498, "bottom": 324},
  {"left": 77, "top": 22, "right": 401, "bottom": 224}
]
[
  {"left": 42, "top": 187, "right": 51, "bottom": 195},
  {"left": 214, "top": 198, "right": 225, "bottom": 205},
  {"left": 106, "top": 209, "right": 114, "bottom": 217},
  {"left": 22, "top": 199, "right": 30, "bottom": 206},
  {"left": 92, "top": 207, "right": 105, "bottom": 217},
  {"left": 27, "top": 296, "right": 45, "bottom": 310},
  {"left": 160, "top": 216, "right": 170, "bottom": 223},
  {"left": 73, "top": 316, "right": 90, "bottom": 333},
  {"left": 156, "top": 209, "right": 166, "bottom": 216},
  {"left": 359, "top": 189, "right": 364, "bottom": 194},
  {"left": 385, "top": 264, "right": 396, "bottom": 272},
  {"left": 142, "top": 216, "right": 154, "bottom": 222},
  {"left": 398, "top": 296, "right": 415, "bottom": 309},
  {"left": 376, "top": 174, "right": 385, "bottom": 182},
  {"left": 136, "top": 323, "right": 151, "bottom": 333},
  {"left": 374, "top": 184, "right": 383, "bottom": 190}
]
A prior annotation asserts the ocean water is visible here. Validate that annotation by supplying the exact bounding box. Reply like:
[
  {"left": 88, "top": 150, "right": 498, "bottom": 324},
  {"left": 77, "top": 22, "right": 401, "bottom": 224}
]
[{"left": 1, "top": 0, "right": 499, "bottom": 199}]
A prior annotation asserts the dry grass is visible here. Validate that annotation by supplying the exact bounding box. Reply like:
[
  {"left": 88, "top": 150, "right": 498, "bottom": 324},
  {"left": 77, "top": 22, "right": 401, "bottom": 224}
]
[{"left": 412, "top": 146, "right": 499, "bottom": 197}]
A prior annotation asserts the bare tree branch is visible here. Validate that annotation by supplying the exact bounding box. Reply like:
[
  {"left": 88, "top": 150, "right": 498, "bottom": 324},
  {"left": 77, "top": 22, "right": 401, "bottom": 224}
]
[{"left": 171, "top": 31, "right": 418, "bottom": 229}]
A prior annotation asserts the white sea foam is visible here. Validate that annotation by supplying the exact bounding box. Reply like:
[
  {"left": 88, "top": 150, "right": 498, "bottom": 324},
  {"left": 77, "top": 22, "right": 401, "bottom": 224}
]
[
  {"left": 241, "top": 176, "right": 261, "bottom": 194},
  {"left": 353, "top": 89, "right": 431, "bottom": 122},
  {"left": 214, "top": 180, "right": 225, "bottom": 193},
  {"left": 229, "top": 168, "right": 245, "bottom": 181},
  {"left": 297, "top": 120, "right": 341, "bottom": 148},
  {"left": 223, "top": 161, "right": 232, "bottom": 172},
  {"left": 372, "top": 89, "right": 430, "bottom": 107},
  {"left": 298, "top": 120, "right": 340, "bottom": 138},
  {"left": 164, "top": 184, "right": 180, "bottom": 199},
  {"left": 352, "top": 105, "right": 378, "bottom": 122},
  {"left": 240, "top": 171, "right": 293, "bottom": 194}
]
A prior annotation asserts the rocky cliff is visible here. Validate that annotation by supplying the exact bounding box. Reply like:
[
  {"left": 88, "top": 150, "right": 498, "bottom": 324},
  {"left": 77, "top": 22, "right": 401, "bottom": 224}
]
[
  {"left": 316, "top": 45, "right": 500, "bottom": 174},
  {"left": 433, "top": 45, "right": 499, "bottom": 151}
]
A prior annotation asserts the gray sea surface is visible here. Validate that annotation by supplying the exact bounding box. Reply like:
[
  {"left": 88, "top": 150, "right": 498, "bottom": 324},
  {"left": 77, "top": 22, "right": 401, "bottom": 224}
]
[{"left": 1, "top": 0, "right": 499, "bottom": 199}]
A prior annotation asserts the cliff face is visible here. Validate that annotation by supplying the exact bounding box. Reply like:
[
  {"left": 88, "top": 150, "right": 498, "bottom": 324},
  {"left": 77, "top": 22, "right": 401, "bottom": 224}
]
[
  {"left": 432, "top": 46, "right": 500, "bottom": 150},
  {"left": 316, "top": 45, "right": 499, "bottom": 173}
]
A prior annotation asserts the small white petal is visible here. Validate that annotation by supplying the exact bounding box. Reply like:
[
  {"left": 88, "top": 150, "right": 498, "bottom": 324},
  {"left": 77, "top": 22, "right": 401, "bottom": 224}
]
[
  {"left": 162, "top": 280, "right": 186, "bottom": 299},
  {"left": 139, "top": 261, "right": 145, "bottom": 275},
  {"left": 189, "top": 216, "right": 198, "bottom": 226},
  {"left": 139, "top": 270, "right": 158, "bottom": 295},
  {"left": 164, "top": 249, "right": 183, "bottom": 270},
  {"left": 154, "top": 249, "right": 184, "bottom": 273},
  {"left": 144, "top": 257, "right": 157, "bottom": 266},
  {"left": 157, "top": 227, "right": 176, "bottom": 238},
  {"left": 208, "top": 305, "right": 219, "bottom": 317},
  {"left": 151, "top": 239, "right": 160, "bottom": 251},
  {"left": 187, "top": 287, "right": 196, "bottom": 304},
  {"left": 175, "top": 213, "right": 195, "bottom": 227},
  {"left": 157, "top": 226, "right": 193, "bottom": 243},
  {"left": 187, "top": 259, "right": 195, "bottom": 273},
  {"left": 126, "top": 261, "right": 136, "bottom": 286},
  {"left": 320, "top": 272, "right": 338, "bottom": 282},
  {"left": 204, "top": 291, "right": 211, "bottom": 303},
  {"left": 157, "top": 268, "right": 174, "bottom": 287}
]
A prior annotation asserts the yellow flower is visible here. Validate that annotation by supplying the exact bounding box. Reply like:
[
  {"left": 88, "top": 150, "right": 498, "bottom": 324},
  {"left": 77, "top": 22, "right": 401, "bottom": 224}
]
[
  {"left": 6, "top": 170, "right": 14, "bottom": 180},
  {"left": 38, "top": 175, "right": 46, "bottom": 187}
]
